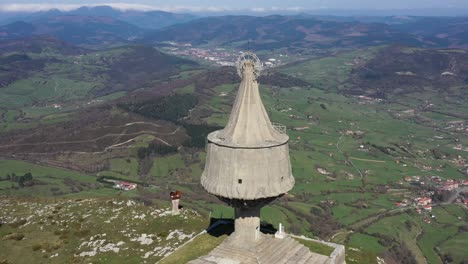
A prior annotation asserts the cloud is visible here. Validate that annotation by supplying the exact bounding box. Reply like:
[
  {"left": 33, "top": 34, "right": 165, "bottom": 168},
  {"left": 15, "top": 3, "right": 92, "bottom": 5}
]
[{"left": 0, "top": 3, "right": 305, "bottom": 13}]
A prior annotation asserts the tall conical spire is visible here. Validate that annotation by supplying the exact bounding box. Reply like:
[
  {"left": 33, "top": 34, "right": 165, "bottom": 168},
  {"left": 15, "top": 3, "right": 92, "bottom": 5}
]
[
  {"left": 216, "top": 62, "right": 287, "bottom": 147},
  {"left": 208, "top": 54, "right": 288, "bottom": 148},
  {"left": 201, "top": 52, "right": 294, "bottom": 200}
]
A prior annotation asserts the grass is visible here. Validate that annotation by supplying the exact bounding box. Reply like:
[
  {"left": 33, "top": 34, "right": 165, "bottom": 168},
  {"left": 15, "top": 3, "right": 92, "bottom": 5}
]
[
  {"left": 332, "top": 205, "right": 383, "bottom": 226},
  {"left": 345, "top": 246, "right": 378, "bottom": 264},
  {"left": 417, "top": 222, "right": 458, "bottom": 264},
  {"left": 0, "top": 159, "right": 99, "bottom": 197},
  {"left": 348, "top": 233, "right": 386, "bottom": 254},
  {"left": 0, "top": 76, "right": 96, "bottom": 108},
  {"left": 109, "top": 158, "right": 139, "bottom": 179},
  {"left": 0, "top": 197, "right": 208, "bottom": 264},
  {"left": 438, "top": 232, "right": 468, "bottom": 264},
  {"left": 159, "top": 233, "right": 227, "bottom": 264},
  {"left": 210, "top": 204, "right": 235, "bottom": 219},
  {"left": 366, "top": 213, "right": 426, "bottom": 263},
  {"left": 4, "top": 110, "right": 19, "bottom": 122},
  {"left": 261, "top": 206, "right": 291, "bottom": 229},
  {"left": 432, "top": 206, "right": 464, "bottom": 224},
  {"left": 279, "top": 48, "right": 379, "bottom": 91},
  {"left": 293, "top": 237, "right": 335, "bottom": 256},
  {"left": 175, "top": 84, "right": 195, "bottom": 94},
  {"left": 150, "top": 154, "right": 185, "bottom": 177}
]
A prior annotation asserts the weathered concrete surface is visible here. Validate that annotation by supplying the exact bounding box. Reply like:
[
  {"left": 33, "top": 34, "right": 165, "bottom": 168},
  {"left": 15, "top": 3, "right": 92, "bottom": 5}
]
[
  {"left": 230, "top": 207, "right": 261, "bottom": 248},
  {"left": 189, "top": 234, "right": 338, "bottom": 264},
  {"left": 201, "top": 143, "right": 294, "bottom": 200},
  {"left": 201, "top": 61, "right": 294, "bottom": 200},
  {"left": 210, "top": 62, "right": 287, "bottom": 147}
]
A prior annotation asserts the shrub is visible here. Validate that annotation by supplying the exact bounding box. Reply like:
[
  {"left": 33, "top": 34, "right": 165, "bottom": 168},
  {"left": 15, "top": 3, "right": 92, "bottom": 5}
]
[
  {"left": 8, "top": 219, "right": 27, "bottom": 228},
  {"left": 3, "top": 233, "right": 25, "bottom": 241},
  {"left": 74, "top": 229, "right": 90, "bottom": 238},
  {"left": 32, "top": 244, "right": 42, "bottom": 251}
]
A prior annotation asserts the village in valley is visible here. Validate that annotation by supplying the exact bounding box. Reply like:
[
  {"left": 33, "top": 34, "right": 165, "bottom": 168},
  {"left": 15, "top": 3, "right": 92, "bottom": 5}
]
[
  {"left": 160, "top": 41, "right": 288, "bottom": 68},
  {"left": 394, "top": 175, "right": 468, "bottom": 223}
]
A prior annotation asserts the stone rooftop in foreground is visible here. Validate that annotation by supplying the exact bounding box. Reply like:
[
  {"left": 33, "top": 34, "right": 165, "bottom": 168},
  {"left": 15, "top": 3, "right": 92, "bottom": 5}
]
[{"left": 189, "top": 233, "right": 345, "bottom": 264}]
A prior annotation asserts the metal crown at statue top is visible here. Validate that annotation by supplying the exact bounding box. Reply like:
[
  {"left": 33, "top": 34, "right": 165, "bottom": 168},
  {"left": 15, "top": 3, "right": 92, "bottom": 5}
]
[{"left": 236, "top": 51, "right": 262, "bottom": 79}]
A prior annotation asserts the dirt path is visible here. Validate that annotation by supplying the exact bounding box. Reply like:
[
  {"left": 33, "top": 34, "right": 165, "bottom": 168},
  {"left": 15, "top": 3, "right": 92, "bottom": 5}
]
[
  {"left": 0, "top": 127, "right": 181, "bottom": 149},
  {"left": 53, "top": 78, "right": 58, "bottom": 93},
  {"left": 89, "top": 121, "right": 162, "bottom": 130},
  {"left": 330, "top": 230, "right": 353, "bottom": 241},
  {"left": 336, "top": 134, "right": 365, "bottom": 179},
  {"left": 349, "top": 157, "right": 386, "bottom": 163},
  {"left": 123, "top": 121, "right": 161, "bottom": 128}
]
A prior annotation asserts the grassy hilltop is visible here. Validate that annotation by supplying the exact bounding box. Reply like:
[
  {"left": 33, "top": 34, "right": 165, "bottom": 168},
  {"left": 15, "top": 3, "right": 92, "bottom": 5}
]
[{"left": 0, "top": 197, "right": 207, "bottom": 264}]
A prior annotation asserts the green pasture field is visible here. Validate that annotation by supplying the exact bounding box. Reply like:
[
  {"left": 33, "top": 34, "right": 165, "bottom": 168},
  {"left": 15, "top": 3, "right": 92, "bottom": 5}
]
[
  {"left": 279, "top": 48, "right": 379, "bottom": 91},
  {"left": 417, "top": 222, "right": 458, "bottom": 264},
  {"left": 150, "top": 154, "right": 185, "bottom": 177},
  {"left": 0, "top": 76, "right": 96, "bottom": 108},
  {"left": 348, "top": 233, "right": 386, "bottom": 254},
  {"left": 439, "top": 232, "right": 468, "bottom": 264},
  {"left": 109, "top": 158, "right": 139, "bottom": 179},
  {"left": 175, "top": 84, "right": 195, "bottom": 94},
  {"left": 365, "top": 213, "right": 426, "bottom": 263},
  {"left": 0, "top": 159, "right": 99, "bottom": 197}
]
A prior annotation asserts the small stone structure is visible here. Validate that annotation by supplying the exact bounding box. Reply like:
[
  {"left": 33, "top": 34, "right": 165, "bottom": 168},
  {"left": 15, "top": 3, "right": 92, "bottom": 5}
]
[{"left": 170, "top": 190, "right": 182, "bottom": 215}]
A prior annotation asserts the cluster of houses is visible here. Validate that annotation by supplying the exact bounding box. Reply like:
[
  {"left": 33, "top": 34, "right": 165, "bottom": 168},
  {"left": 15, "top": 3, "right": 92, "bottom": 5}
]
[
  {"left": 395, "top": 175, "right": 468, "bottom": 223},
  {"left": 458, "top": 197, "right": 468, "bottom": 206},
  {"left": 164, "top": 45, "right": 237, "bottom": 66},
  {"left": 395, "top": 197, "right": 433, "bottom": 212},
  {"left": 395, "top": 196, "right": 435, "bottom": 224},
  {"left": 402, "top": 175, "right": 467, "bottom": 192},
  {"left": 415, "top": 197, "right": 433, "bottom": 212},
  {"left": 354, "top": 95, "right": 383, "bottom": 105},
  {"left": 444, "top": 120, "right": 467, "bottom": 133},
  {"left": 263, "top": 58, "right": 282, "bottom": 68},
  {"left": 113, "top": 181, "right": 137, "bottom": 191}
]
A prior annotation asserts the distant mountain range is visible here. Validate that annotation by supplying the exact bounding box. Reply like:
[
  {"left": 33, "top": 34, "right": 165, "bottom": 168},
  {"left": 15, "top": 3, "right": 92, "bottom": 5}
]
[
  {"left": 0, "top": 6, "right": 196, "bottom": 29},
  {"left": 0, "top": 16, "right": 144, "bottom": 47},
  {"left": 394, "top": 17, "right": 468, "bottom": 49},
  {"left": 0, "top": 7, "right": 468, "bottom": 51},
  {"left": 143, "top": 15, "right": 431, "bottom": 50},
  {"left": 0, "top": 35, "right": 86, "bottom": 55},
  {"left": 145, "top": 15, "right": 468, "bottom": 51}
]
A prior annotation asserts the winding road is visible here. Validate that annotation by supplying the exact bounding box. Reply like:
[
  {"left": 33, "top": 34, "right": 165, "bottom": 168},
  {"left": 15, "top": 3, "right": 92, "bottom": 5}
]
[{"left": 2, "top": 123, "right": 182, "bottom": 155}]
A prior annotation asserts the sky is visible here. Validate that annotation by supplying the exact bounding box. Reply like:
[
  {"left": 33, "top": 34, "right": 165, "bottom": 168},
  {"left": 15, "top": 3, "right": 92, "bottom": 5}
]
[{"left": 1, "top": 0, "right": 468, "bottom": 13}]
